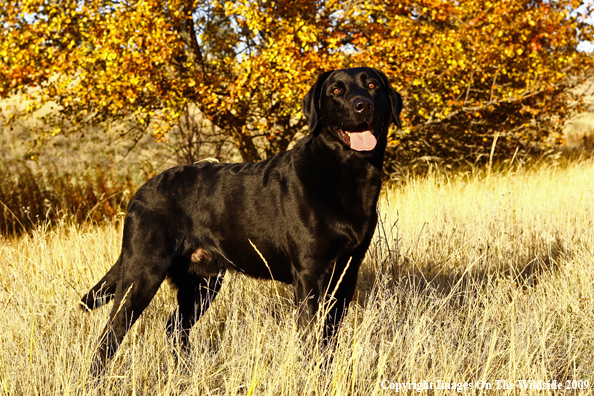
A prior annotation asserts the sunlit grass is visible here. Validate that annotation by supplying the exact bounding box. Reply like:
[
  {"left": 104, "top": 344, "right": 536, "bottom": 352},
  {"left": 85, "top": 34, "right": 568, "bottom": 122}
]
[{"left": 1, "top": 158, "right": 593, "bottom": 395}]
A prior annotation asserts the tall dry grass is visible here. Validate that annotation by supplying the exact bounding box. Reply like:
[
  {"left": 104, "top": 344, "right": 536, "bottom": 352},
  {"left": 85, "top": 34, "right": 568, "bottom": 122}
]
[
  {"left": 0, "top": 161, "right": 153, "bottom": 235},
  {"left": 1, "top": 158, "right": 593, "bottom": 395}
]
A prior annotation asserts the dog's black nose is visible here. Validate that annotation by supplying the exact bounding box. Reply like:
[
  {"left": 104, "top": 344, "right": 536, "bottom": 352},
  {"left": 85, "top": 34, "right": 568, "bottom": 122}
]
[{"left": 353, "top": 98, "right": 374, "bottom": 114}]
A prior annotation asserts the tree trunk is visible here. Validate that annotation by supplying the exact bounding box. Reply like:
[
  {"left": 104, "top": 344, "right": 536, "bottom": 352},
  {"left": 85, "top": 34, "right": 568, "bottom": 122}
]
[{"left": 230, "top": 124, "right": 263, "bottom": 163}]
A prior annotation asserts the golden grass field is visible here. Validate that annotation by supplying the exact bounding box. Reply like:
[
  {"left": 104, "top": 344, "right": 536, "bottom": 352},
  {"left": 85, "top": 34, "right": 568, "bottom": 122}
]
[{"left": 1, "top": 157, "right": 594, "bottom": 395}]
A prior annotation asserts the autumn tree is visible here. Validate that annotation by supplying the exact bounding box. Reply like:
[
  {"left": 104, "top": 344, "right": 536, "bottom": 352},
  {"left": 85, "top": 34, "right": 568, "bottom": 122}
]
[
  {"left": 346, "top": 0, "right": 594, "bottom": 165},
  {"left": 1, "top": 0, "right": 593, "bottom": 166},
  {"left": 0, "top": 0, "right": 346, "bottom": 163}
]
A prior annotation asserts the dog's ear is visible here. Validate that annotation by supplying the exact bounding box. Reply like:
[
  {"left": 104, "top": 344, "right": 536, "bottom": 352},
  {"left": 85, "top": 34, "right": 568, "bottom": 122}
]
[
  {"left": 373, "top": 69, "right": 403, "bottom": 129},
  {"left": 302, "top": 71, "right": 333, "bottom": 134}
]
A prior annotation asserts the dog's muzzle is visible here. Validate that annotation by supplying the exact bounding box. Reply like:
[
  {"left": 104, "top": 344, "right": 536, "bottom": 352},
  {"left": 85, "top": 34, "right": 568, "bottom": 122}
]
[{"left": 338, "top": 122, "right": 377, "bottom": 151}]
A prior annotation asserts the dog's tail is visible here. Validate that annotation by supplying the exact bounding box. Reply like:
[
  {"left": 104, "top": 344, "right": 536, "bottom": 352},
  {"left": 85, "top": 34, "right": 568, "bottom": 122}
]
[{"left": 80, "top": 256, "right": 121, "bottom": 311}]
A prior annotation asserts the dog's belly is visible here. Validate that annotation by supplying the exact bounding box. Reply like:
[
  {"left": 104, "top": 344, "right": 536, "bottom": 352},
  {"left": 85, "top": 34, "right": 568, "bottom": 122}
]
[{"left": 187, "top": 242, "right": 294, "bottom": 283}]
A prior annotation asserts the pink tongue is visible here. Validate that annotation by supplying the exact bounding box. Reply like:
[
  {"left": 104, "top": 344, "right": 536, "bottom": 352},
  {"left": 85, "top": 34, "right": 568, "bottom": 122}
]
[{"left": 350, "top": 130, "right": 377, "bottom": 151}]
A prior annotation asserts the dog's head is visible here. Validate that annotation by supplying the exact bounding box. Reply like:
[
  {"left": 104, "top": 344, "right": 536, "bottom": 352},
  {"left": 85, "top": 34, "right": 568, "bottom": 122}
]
[{"left": 302, "top": 67, "right": 402, "bottom": 153}]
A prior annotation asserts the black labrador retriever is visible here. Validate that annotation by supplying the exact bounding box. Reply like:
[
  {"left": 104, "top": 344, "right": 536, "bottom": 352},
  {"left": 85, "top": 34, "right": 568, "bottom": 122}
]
[{"left": 82, "top": 67, "right": 402, "bottom": 373}]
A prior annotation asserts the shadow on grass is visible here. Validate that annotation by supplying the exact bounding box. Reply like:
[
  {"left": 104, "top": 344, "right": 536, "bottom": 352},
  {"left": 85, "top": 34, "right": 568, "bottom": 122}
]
[{"left": 357, "top": 219, "right": 567, "bottom": 308}]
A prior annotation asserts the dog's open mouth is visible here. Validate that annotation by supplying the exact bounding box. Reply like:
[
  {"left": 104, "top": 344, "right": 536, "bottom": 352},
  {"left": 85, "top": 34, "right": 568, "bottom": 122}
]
[{"left": 338, "top": 122, "right": 377, "bottom": 151}]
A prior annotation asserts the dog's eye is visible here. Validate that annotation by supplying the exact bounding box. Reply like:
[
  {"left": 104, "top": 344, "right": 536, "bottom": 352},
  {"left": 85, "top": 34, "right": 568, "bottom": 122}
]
[
  {"left": 332, "top": 88, "right": 341, "bottom": 95},
  {"left": 368, "top": 82, "right": 376, "bottom": 89}
]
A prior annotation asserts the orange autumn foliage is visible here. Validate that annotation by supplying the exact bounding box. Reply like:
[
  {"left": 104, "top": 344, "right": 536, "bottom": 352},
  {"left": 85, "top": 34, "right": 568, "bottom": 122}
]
[{"left": 1, "top": 0, "right": 593, "bottom": 164}]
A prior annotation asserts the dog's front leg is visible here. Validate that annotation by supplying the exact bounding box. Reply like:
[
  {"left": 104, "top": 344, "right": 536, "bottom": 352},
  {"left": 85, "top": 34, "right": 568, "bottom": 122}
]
[
  {"left": 322, "top": 254, "right": 363, "bottom": 341},
  {"left": 292, "top": 256, "right": 362, "bottom": 342},
  {"left": 293, "top": 267, "right": 332, "bottom": 329}
]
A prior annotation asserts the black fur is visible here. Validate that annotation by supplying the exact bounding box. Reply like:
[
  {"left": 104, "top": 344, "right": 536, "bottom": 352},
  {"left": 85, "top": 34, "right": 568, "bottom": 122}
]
[{"left": 82, "top": 67, "right": 402, "bottom": 374}]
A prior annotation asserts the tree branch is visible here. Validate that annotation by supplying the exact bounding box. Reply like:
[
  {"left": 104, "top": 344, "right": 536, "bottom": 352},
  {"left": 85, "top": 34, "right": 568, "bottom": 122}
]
[{"left": 421, "top": 83, "right": 566, "bottom": 128}]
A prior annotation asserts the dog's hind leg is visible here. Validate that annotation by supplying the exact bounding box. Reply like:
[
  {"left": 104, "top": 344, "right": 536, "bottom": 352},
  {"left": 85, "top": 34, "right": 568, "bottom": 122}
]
[
  {"left": 91, "top": 254, "right": 169, "bottom": 376},
  {"left": 166, "top": 270, "right": 225, "bottom": 349},
  {"left": 81, "top": 255, "right": 122, "bottom": 310}
]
